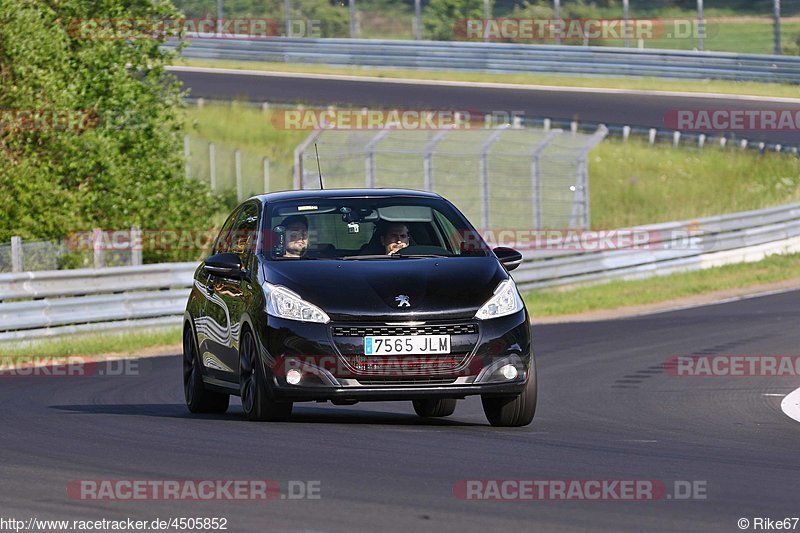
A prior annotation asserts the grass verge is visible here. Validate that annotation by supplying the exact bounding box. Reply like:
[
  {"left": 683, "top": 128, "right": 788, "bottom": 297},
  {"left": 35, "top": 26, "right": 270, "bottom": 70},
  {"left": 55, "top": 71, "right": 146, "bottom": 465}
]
[
  {"left": 183, "top": 103, "right": 800, "bottom": 229},
  {"left": 175, "top": 58, "right": 800, "bottom": 100},
  {"left": 523, "top": 252, "right": 800, "bottom": 317},
  {"left": 0, "top": 327, "right": 181, "bottom": 359}
]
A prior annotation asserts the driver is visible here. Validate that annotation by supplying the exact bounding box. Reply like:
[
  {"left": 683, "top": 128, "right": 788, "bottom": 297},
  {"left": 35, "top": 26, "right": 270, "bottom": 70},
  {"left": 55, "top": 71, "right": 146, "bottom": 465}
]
[
  {"left": 380, "top": 222, "right": 410, "bottom": 255},
  {"left": 281, "top": 215, "right": 309, "bottom": 258}
]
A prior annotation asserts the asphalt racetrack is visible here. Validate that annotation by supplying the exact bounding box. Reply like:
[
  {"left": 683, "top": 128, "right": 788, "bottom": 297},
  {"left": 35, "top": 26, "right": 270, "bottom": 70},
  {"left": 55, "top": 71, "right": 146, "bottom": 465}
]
[
  {"left": 171, "top": 67, "right": 800, "bottom": 147},
  {"left": 2, "top": 290, "right": 799, "bottom": 532}
]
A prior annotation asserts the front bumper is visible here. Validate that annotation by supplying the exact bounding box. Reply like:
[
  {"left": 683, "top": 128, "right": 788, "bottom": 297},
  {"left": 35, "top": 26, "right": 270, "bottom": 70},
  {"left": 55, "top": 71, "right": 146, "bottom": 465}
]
[{"left": 256, "top": 309, "right": 532, "bottom": 402}]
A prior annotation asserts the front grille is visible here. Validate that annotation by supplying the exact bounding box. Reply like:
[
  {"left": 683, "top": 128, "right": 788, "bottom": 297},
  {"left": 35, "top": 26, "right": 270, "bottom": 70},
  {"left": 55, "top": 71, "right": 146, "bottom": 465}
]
[
  {"left": 345, "top": 354, "right": 467, "bottom": 374},
  {"left": 356, "top": 377, "right": 456, "bottom": 386},
  {"left": 332, "top": 323, "right": 477, "bottom": 337}
]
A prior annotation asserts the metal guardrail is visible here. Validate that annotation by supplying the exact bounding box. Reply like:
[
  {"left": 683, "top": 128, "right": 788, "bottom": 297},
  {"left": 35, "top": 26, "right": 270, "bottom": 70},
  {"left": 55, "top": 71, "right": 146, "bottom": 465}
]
[
  {"left": 167, "top": 37, "right": 800, "bottom": 84},
  {"left": 1, "top": 201, "right": 800, "bottom": 343}
]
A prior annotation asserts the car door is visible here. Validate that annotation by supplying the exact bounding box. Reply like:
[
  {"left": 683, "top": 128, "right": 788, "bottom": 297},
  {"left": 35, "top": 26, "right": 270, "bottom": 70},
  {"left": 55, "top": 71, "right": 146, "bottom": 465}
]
[
  {"left": 206, "top": 201, "right": 261, "bottom": 376},
  {"left": 197, "top": 206, "right": 242, "bottom": 378}
]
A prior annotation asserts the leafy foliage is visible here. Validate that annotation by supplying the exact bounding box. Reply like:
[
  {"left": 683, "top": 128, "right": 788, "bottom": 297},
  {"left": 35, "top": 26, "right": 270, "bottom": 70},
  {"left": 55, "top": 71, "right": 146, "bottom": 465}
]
[{"left": 0, "top": 0, "right": 217, "bottom": 262}]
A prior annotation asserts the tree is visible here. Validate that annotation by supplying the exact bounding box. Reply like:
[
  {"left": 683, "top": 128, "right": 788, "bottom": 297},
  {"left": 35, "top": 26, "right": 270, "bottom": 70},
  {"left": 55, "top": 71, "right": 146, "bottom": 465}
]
[
  {"left": 424, "top": 0, "right": 489, "bottom": 41},
  {"left": 0, "top": 0, "right": 216, "bottom": 262}
]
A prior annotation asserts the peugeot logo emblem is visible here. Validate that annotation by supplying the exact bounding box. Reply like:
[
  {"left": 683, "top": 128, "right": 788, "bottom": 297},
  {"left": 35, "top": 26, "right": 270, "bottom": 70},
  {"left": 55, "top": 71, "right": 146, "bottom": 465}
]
[{"left": 395, "top": 295, "right": 411, "bottom": 307}]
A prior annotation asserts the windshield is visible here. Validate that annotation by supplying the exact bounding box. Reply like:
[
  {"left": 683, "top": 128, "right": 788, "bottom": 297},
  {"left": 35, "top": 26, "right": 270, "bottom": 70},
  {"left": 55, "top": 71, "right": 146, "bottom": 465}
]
[{"left": 262, "top": 196, "right": 491, "bottom": 260}]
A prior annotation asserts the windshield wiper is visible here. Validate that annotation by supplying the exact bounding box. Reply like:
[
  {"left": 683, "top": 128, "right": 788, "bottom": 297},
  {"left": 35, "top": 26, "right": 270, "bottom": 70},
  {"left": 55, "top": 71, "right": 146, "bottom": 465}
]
[
  {"left": 340, "top": 254, "right": 412, "bottom": 260},
  {"left": 393, "top": 253, "right": 449, "bottom": 258}
]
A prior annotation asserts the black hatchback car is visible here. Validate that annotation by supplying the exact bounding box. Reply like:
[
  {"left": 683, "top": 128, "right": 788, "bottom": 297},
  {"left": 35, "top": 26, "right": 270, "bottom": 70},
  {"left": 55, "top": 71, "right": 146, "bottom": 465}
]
[{"left": 183, "top": 189, "right": 536, "bottom": 426}]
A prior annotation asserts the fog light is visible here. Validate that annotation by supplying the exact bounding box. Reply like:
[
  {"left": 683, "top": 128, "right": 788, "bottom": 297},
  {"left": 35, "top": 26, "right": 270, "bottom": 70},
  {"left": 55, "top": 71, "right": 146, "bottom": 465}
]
[
  {"left": 286, "top": 369, "right": 302, "bottom": 385},
  {"left": 500, "top": 364, "right": 518, "bottom": 380}
]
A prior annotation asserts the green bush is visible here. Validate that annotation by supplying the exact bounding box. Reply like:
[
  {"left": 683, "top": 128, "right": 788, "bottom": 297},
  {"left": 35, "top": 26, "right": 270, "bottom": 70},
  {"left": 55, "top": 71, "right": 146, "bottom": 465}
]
[{"left": 0, "top": 0, "right": 217, "bottom": 263}]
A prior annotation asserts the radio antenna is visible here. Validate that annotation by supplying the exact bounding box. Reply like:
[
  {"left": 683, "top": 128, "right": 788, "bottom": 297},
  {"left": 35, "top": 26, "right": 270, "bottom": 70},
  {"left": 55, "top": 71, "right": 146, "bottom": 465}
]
[{"left": 314, "top": 143, "right": 324, "bottom": 190}]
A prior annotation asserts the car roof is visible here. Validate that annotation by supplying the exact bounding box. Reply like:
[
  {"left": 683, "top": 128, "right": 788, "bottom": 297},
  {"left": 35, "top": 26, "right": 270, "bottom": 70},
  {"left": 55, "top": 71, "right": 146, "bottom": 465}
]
[{"left": 251, "top": 188, "right": 443, "bottom": 204}]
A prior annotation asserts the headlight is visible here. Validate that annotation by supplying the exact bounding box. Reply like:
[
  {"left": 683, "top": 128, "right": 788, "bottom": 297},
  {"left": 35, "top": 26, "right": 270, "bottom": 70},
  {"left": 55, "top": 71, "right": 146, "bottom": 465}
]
[
  {"left": 474, "top": 279, "right": 523, "bottom": 320},
  {"left": 264, "top": 283, "right": 330, "bottom": 323}
]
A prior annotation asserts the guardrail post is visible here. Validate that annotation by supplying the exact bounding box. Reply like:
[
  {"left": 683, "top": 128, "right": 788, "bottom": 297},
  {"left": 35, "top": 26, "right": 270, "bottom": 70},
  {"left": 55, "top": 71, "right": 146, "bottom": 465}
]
[
  {"left": 720, "top": 137, "right": 727, "bottom": 149},
  {"left": 263, "top": 158, "right": 270, "bottom": 193},
  {"left": 131, "top": 227, "right": 142, "bottom": 266},
  {"left": 673, "top": 131, "right": 681, "bottom": 148},
  {"left": 235, "top": 149, "right": 243, "bottom": 201},
  {"left": 10, "top": 236, "right": 23, "bottom": 273},
  {"left": 698, "top": 134, "right": 706, "bottom": 148},
  {"left": 184, "top": 135, "right": 191, "bottom": 179},
  {"left": 649, "top": 129, "right": 657, "bottom": 144},
  {"left": 622, "top": 125, "right": 631, "bottom": 142},
  {"left": 209, "top": 142, "right": 216, "bottom": 192},
  {"left": 93, "top": 228, "right": 105, "bottom": 269},
  {"left": 543, "top": 118, "right": 551, "bottom": 132}
]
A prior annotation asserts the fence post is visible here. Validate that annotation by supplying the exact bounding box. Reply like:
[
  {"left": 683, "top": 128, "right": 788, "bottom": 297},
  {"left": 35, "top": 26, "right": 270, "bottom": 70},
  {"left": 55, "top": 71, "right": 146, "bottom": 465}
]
[
  {"left": 10, "top": 236, "right": 23, "bottom": 273},
  {"left": 423, "top": 129, "right": 451, "bottom": 191},
  {"left": 263, "top": 158, "right": 270, "bottom": 193},
  {"left": 554, "top": 0, "right": 561, "bottom": 45},
  {"left": 364, "top": 128, "right": 393, "bottom": 188},
  {"left": 349, "top": 0, "right": 358, "bottom": 38},
  {"left": 209, "top": 142, "right": 216, "bottom": 192},
  {"left": 414, "top": 0, "right": 422, "bottom": 40},
  {"left": 184, "top": 135, "right": 191, "bottom": 179},
  {"left": 293, "top": 128, "right": 323, "bottom": 189},
  {"left": 131, "top": 227, "right": 142, "bottom": 266},
  {"left": 774, "top": 0, "right": 781, "bottom": 55},
  {"left": 235, "top": 149, "right": 243, "bottom": 201},
  {"left": 530, "top": 130, "right": 561, "bottom": 230},
  {"left": 479, "top": 126, "right": 509, "bottom": 231},
  {"left": 93, "top": 228, "right": 104, "bottom": 269},
  {"left": 697, "top": 0, "right": 704, "bottom": 51}
]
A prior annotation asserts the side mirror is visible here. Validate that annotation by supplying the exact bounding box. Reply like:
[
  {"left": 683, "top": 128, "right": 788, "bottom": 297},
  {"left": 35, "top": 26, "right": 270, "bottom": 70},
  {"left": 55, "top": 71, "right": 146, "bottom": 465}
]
[
  {"left": 203, "top": 252, "right": 244, "bottom": 279},
  {"left": 493, "top": 247, "right": 523, "bottom": 271}
]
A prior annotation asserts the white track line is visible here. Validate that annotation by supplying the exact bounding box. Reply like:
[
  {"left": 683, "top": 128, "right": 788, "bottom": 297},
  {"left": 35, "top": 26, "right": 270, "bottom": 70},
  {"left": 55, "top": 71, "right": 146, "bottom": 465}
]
[
  {"left": 780, "top": 386, "right": 800, "bottom": 424},
  {"left": 167, "top": 65, "right": 800, "bottom": 104}
]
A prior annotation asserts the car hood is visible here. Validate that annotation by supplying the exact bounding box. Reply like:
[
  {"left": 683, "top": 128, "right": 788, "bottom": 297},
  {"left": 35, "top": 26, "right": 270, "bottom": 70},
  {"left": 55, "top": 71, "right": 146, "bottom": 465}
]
[{"left": 263, "top": 257, "right": 507, "bottom": 321}]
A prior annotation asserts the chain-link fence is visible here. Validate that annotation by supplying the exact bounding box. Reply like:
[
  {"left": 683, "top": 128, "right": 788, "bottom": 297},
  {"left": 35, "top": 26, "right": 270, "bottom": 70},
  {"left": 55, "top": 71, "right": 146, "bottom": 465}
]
[
  {"left": 296, "top": 124, "right": 607, "bottom": 232},
  {"left": 184, "top": 135, "right": 272, "bottom": 200},
  {"left": 0, "top": 232, "right": 141, "bottom": 274},
  {"left": 171, "top": 0, "right": 800, "bottom": 55}
]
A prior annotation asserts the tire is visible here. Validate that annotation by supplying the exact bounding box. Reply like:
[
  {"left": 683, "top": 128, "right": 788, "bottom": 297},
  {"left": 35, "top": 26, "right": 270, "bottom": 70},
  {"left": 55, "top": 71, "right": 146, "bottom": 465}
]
[
  {"left": 183, "top": 324, "right": 230, "bottom": 414},
  {"left": 481, "top": 363, "right": 537, "bottom": 427},
  {"left": 412, "top": 398, "right": 457, "bottom": 418},
  {"left": 239, "top": 329, "right": 293, "bottom": 422}
]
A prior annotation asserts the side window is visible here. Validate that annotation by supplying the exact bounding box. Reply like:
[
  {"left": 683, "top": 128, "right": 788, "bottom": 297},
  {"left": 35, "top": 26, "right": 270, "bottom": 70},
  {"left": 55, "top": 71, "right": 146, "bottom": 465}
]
[
  {"left": 230, "top": 202, "right": 260, "bottom": 266},
  {"left": 213, "top": 207, "right": 242, "bottom": 255},
  {"left": 433, "top": 210, "right": 464, "bottom": 254}
]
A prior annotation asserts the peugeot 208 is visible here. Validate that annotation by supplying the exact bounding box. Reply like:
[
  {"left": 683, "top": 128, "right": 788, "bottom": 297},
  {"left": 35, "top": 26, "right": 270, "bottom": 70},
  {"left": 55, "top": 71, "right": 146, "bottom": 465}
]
[{"left": 183, "top": 189, "right": 536, "bottom": 426}]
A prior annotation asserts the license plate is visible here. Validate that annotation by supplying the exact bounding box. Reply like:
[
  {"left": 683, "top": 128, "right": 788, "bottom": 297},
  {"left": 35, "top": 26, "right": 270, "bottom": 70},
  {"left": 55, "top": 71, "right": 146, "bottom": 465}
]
[{"left": 364, "top": 335, "right": 450, "bottom": 355}]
